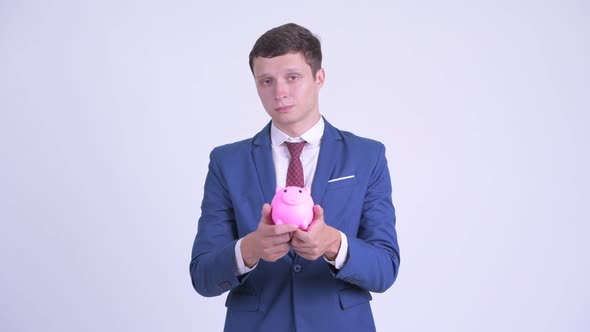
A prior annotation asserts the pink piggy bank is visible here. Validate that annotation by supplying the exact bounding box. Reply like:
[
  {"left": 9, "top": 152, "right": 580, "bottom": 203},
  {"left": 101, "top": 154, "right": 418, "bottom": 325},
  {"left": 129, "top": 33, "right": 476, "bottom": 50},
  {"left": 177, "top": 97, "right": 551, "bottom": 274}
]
[{"left": 271, "top": 186, "right": 314, "bottom": 230}]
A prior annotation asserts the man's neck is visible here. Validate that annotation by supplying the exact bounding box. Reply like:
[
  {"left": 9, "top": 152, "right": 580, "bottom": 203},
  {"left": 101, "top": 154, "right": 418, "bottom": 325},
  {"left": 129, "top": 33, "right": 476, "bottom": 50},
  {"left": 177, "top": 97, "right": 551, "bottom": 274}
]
[{"left": 274, "top": 114, "right": 321, "bottom": 138}]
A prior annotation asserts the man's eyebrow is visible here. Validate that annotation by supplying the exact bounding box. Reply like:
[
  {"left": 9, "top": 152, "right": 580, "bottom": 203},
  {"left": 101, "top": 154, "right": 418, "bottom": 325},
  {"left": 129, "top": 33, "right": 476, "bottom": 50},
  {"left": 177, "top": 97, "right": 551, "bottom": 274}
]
[
  {"left": 255, "top": 67, "right": 305, "bottom": 78},
  {"left": 255, "top": 73, "right": 270, "bottom": 79},
  {"left": 284, "top": 67, "right": 304, "bottom": 73}
]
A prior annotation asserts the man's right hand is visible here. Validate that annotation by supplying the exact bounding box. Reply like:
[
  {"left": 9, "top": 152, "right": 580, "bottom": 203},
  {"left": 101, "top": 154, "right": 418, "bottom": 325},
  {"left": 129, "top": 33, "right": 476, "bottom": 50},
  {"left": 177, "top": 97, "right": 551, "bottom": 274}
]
[{"left": 240, "top": 203, "right": 298, "bottom": 268}]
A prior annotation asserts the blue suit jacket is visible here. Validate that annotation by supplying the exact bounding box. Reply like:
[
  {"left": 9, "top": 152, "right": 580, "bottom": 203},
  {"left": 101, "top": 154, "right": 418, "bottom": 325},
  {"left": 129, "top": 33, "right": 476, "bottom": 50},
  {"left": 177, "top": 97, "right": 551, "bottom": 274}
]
[{"left": 190, "top": 118, "right": 400, "bottom": 332}]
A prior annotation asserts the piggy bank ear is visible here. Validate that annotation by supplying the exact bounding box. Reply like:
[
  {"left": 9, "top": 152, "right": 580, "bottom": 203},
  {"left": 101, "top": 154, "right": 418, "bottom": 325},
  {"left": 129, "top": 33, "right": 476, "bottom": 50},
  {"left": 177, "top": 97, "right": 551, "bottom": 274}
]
[
  {"left": 276, "top": 187, "right": 283, "bottom": 193},
  {"left": 303, "top": 187, "right": 310, "bottom": 194}
]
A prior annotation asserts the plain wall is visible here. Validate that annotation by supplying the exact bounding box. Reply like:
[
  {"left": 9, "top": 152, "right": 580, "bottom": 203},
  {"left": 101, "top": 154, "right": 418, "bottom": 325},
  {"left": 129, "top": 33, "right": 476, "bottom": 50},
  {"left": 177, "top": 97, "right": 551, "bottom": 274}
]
[{"left": 1, "top": 1, "right": 588, "bottom": 331}]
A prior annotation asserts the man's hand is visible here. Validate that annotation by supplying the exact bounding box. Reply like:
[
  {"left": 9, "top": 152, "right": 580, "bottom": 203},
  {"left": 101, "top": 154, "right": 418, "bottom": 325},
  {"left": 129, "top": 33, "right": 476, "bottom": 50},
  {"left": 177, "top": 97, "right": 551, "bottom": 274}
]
[
  {"left": 241, "top": 203, "right": 299, "bottom": 267},
  {"left": 291, "top": 205, "right": 341, "bottom": 261}
]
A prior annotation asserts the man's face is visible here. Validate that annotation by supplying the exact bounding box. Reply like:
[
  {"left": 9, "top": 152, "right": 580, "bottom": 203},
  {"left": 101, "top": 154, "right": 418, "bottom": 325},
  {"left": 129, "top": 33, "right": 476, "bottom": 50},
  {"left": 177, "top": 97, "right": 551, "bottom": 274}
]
[{"left": 252, "top": 52, "right": 325, "bottom": 136}]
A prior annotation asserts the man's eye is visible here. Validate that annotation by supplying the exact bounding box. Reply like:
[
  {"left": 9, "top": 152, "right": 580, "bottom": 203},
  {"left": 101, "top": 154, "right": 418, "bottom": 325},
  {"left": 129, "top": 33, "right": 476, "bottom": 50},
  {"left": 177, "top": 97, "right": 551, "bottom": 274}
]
[
  {"left": 289, "top": 75, "right": 299, "bottom": 81},
  {"left": 260, "top": 79, "right": 272, "bottom": 86}
]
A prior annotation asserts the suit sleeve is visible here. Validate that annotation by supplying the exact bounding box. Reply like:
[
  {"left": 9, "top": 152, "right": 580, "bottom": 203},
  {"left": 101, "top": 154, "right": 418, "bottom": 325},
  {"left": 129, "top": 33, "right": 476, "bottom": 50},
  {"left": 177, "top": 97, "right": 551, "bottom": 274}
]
[
  {"left": 189, "top": 150, "right": 249, "bottom": 297},
  {"left": 333, "top": 144, "right": 400, "bottom": 293}
]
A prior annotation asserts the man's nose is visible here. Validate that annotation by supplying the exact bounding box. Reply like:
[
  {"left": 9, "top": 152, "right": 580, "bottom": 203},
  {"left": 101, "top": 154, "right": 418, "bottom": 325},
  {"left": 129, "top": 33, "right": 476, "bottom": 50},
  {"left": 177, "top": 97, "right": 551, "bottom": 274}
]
[{"left": 273, "top": 80, "right": 288, "bottom": 100}]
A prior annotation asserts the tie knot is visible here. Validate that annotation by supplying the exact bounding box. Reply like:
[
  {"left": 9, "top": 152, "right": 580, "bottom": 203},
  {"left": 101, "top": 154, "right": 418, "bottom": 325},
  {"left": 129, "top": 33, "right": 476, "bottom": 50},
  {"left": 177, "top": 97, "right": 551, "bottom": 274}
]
[{"left": 286, "top": 141, "right": 305, "bottom": 159}]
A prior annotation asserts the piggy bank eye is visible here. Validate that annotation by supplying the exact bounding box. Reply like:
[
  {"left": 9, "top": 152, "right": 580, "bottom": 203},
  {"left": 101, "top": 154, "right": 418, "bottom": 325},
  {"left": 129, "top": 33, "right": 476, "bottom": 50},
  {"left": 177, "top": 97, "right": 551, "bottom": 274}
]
[
  {"left": 299, "top": 189, "right": 302, "bottom": 193},
  {"left": 284, "top": 189, "right": 287, "bottom": 193}
]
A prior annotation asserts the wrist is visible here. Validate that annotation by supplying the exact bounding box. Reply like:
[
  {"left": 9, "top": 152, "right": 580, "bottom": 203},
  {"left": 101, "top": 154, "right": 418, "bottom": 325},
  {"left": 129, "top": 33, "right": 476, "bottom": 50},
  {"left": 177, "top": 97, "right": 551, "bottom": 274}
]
[
  {"left": 241, "top": 235, "right": 259, "bottom": 268},
  {"left": 324, "top": 228, "right": 341, "bottom": 261}
]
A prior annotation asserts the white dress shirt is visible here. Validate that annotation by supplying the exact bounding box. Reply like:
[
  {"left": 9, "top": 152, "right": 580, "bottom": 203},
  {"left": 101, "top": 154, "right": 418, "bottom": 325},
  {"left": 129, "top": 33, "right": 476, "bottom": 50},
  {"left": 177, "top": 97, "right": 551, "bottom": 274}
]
[{"left": 235, "top": 117, "right": 349, "bottom": 275}]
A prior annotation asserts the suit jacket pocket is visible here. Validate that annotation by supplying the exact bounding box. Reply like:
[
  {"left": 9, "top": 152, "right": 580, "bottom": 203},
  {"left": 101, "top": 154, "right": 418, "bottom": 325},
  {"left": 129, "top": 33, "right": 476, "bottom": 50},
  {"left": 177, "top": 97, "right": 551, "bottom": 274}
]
[
  {"left": 338, "top": 287, "right": 372, "bottom": 310},
  {"left": 322, "top": 176, "right": 360, "bottom": 230},
  {"left": 326, "top": 176, "right": 358, "bottom": 190},
  {"left": 225, "top": 292, "right": 259, "bottom": 312}
]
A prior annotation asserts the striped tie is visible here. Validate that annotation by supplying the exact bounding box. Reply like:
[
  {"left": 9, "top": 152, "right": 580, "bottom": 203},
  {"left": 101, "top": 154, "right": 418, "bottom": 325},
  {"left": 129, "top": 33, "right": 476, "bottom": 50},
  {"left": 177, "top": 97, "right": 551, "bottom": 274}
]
[{"left": 286, "top": 142, "right": 305, "bottom": 187}]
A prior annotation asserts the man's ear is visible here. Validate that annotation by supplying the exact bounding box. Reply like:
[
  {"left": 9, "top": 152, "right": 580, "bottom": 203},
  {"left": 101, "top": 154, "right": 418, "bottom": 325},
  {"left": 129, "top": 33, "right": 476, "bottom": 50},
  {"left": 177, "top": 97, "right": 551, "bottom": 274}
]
[{"left": 315, "top": 68, "right": 325, "bottom": 87}]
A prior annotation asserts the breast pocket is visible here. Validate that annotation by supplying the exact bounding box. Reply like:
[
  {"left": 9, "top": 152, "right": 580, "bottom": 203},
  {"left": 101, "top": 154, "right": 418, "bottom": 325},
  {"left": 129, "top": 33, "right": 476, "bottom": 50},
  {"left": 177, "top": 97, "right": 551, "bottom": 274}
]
[
  {"left": 324, "top": 177, "right": 358, "bottom": 207},
  {"left": 326, "top": 175, "right": 358, "bottom": 190},
  {"left": 322, "top": 176, "right": 361, "bottom": 230}
]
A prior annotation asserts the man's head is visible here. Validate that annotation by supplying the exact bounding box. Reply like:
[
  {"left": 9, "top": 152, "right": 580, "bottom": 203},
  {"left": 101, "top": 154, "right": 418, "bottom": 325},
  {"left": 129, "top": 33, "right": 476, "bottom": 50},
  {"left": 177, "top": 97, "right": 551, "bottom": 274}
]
[
  {"left": 249, "top": 23, "right": 322, "bottom": 77},
  {"left": 249, "top": 23, "right": 326, "bottom": 137}
]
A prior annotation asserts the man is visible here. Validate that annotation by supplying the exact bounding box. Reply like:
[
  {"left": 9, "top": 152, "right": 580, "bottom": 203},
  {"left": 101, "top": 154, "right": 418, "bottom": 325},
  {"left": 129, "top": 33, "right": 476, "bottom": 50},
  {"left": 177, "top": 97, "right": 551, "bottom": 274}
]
[{"left": 190, "top": 23, "right": 400, "bottom": 332}]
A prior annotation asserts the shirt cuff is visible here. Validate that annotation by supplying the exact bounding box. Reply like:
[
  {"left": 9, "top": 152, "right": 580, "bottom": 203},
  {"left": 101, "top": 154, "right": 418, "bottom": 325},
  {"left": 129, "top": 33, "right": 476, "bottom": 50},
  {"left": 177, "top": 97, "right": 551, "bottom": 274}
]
[
  {"left": 235, "top": 238, "right": 257, "bottom": 275},
  {"left": 324, "top": 231, "right": 348, "bottom": 270}
]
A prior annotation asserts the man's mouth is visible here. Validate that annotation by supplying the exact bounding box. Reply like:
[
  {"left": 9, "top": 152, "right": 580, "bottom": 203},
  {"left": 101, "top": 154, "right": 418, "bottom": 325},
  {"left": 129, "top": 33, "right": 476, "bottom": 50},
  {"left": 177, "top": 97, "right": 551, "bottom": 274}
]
[{"left": 275, "top": 105, "right": 294, "bottom": 113}]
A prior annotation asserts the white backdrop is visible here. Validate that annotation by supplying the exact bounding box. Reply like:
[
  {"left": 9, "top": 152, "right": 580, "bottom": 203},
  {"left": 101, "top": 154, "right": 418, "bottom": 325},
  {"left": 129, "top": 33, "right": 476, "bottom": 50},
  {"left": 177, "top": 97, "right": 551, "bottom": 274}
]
[{"left": 1, "top": 1, "right": 588, "bottom": 331}]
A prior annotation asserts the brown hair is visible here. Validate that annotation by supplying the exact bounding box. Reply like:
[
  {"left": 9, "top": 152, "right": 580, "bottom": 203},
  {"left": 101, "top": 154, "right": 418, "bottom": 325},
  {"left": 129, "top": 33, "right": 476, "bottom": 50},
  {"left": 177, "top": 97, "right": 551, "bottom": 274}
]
[{"left": 249, "top": 23, "right": 322, "bottom": 77}]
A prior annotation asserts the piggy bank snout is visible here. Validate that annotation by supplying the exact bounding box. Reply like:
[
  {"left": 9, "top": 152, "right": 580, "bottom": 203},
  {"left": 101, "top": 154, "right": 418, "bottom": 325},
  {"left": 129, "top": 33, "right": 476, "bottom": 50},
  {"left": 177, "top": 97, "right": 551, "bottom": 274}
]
[{"left": 282, "top": 190, "right": 306, "bottom": 205}]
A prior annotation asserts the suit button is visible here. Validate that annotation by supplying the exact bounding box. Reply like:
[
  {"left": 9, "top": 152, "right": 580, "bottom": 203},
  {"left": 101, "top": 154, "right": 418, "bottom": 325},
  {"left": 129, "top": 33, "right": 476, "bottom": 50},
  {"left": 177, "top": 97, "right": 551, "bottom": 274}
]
[{"left": 293, "top": 264, "right": 302, "bottom": 273}]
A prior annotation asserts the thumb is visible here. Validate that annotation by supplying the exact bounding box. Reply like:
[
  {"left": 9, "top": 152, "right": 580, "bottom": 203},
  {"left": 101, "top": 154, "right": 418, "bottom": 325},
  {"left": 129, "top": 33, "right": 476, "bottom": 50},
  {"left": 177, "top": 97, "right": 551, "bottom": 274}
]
[
  {"left": 313, "top": 204, "right": 324, "bottom": 222},
  {"left": 260, "top": 203, "right": 274, "bottom": 224}
]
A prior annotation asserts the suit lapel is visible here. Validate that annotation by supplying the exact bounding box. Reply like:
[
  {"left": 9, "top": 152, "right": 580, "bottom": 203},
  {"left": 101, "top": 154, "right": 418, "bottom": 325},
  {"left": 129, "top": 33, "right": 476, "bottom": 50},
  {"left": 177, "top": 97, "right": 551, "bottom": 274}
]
[
  {"left": 251, "top": 122, "right": 276, "bottom": 204},
  {"left": 312, "top": 118, "right": 342, "bottom": 204}
]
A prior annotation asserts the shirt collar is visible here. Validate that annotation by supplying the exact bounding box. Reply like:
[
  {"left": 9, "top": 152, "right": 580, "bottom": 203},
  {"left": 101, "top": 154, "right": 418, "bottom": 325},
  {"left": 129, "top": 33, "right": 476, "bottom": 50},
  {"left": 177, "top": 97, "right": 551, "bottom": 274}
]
[{"left": 270, "top": 116, "right": 324, "bottom": 147}]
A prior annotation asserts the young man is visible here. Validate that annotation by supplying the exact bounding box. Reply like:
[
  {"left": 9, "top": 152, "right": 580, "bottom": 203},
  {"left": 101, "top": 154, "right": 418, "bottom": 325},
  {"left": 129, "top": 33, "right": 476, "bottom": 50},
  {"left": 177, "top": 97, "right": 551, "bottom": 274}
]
[{"left": 190, "top": 23, "right": 400, "bottom": 332}]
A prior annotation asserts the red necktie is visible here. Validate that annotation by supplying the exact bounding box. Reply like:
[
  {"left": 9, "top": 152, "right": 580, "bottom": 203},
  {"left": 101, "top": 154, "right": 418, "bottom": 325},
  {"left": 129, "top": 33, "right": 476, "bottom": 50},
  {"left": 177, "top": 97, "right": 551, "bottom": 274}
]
[{"left": 286, "top": 142, "right": 306, "bottom": 187}]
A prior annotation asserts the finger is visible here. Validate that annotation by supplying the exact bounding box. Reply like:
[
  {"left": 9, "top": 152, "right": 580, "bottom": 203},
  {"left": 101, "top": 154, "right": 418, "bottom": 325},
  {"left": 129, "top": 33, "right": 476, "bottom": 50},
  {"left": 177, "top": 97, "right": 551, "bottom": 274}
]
[
  {"left": 260, "top": 203, "right": 273, "bottom": 224},
  {"left": 306, "top": 205, "right": 325, "bottom": 232},
  {"left": 259, "top": 222, "right": 298, "bottom": 238},
  {"left": 313, "top": 204, "right": 324, "bottom": 221},
  {"left": 272, "top": 223, "right": 299, "bottom": 235},
  {"left": 271, "top": 232, "right": 293, "bottom": 246},
  {"left": 292, "top": 229, "right": 310, "bottom": 242},
  {"left": 291, "top": 238, "right": 310, "bottom": 250},
  {"left": 291, "top": 247, "right": 317, "bottom": 260},
  {"left": 261, "top": 233, "right": 290, "bottom": 250},
  {"left": 262, "top": 244, "right": 291, "bottom": 261}
]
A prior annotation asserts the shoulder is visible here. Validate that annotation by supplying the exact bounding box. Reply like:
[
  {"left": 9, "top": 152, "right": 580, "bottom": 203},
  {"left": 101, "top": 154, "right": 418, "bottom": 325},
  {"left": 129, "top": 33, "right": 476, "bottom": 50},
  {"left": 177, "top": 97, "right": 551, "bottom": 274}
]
[
  {"left": 209, "top": 121, "right": 271, "bottom": 160},
  {"left": 210, "top": 124, "right": 270, "bottom": 161},
  {"left": 326, "top": 119, "right": 386, "bottom": 157},
  {"left": 211, "top": 137, "right": 253, "bottom": 154},
  {"left": 209, "top": 137, "right": 255, "bottom": 162},
  {"left": 324, "top": 117, "right": 385, "bottom": 150},
  {"left": 338, "top": 130, "right": 387, "bottom": 168},
  {"left": 337, "top": 129, "right": 385, "bottom": 151}
]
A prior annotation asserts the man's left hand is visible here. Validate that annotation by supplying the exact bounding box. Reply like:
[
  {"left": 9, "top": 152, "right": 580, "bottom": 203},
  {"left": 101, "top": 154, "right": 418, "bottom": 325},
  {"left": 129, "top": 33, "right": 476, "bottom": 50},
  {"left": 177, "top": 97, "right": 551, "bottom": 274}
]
[{"left": 291, "top": 205, "right": 341, "bottom": 261}]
